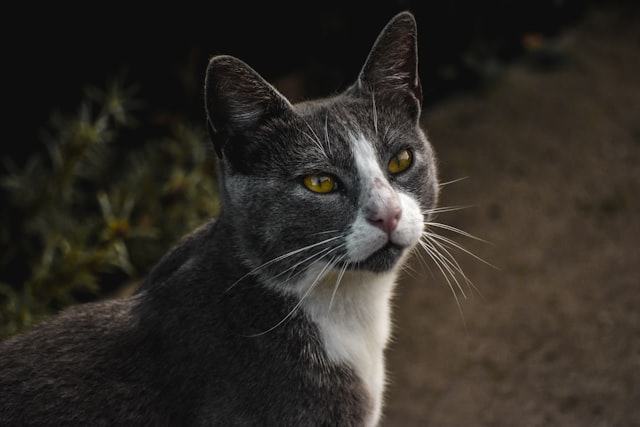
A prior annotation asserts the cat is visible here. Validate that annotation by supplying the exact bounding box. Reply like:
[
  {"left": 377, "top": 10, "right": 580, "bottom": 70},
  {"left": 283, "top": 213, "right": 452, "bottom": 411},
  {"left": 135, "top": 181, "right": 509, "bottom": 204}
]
[{"left": 0, "top": 11, "right": 439, "bottom": 426}]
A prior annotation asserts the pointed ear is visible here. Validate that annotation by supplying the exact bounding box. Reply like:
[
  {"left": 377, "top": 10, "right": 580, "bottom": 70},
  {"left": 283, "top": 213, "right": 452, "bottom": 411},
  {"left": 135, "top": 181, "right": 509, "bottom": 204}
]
[
  {"left": 355, "top": 11, "right": 422, "bottom": 106},
  {"left": 204, "top": 55, "right": 293, "bottom": 158}
]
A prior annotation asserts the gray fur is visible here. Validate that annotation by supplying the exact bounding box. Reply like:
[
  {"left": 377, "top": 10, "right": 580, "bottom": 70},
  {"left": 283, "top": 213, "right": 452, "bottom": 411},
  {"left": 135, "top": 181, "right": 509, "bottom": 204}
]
[{"left": 0, "top": 11, "right": 438, "bottom": 426}]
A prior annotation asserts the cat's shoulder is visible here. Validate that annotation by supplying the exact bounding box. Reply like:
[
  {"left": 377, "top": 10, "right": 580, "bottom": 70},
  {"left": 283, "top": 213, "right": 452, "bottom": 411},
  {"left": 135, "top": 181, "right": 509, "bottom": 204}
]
[{"left": 0, "top": 297, "right": 135, "bottom": 354}]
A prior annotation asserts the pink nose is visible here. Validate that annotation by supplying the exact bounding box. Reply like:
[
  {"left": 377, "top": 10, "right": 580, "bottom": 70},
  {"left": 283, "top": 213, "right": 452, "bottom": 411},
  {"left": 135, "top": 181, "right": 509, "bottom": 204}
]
[{"left": 367, "top": 203, "right": 402, "bottom": 236}]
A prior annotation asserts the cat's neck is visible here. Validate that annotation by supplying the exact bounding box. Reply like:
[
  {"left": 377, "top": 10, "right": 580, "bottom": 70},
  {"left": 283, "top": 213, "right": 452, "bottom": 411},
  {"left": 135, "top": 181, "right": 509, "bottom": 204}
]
[{"left": 286, "top": 264, "right": 400, "bottom": 426}]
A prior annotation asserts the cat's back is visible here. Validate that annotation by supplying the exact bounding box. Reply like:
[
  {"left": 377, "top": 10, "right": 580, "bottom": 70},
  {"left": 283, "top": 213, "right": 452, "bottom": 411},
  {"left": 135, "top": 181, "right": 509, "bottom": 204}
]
[
  {"left": 0, "top": 298, "right": 168, "bottom": 425},
  {"left": 0, "top": 221, "right": 223, "bottom": 425}
]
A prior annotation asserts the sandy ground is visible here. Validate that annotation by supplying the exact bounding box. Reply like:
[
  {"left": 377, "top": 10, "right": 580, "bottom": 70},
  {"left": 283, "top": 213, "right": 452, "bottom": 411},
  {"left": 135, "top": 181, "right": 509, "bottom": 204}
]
[{"left": 383, "top": 5, "right": 640, "bottom": 427}]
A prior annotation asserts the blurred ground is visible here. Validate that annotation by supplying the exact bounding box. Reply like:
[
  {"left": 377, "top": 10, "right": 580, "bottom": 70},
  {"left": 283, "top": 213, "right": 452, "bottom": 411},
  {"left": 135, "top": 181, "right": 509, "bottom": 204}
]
[{"left": 384, "top": 5, "right": 639, "bottom": 427}]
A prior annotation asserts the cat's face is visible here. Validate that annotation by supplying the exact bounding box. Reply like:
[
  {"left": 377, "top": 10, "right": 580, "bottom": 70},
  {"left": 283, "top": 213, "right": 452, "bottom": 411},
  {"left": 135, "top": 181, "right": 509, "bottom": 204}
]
[{"left": 205, "top": 13, "right": 438, "bottom": 279}]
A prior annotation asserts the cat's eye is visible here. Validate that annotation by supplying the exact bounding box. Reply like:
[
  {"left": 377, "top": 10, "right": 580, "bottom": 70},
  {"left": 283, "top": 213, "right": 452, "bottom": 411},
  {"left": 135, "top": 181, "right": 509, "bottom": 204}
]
[
  {"left": 303, "top": 173, "right": 339, "bottom": 193},
  {"left": 387, "top": 149, "right": 413, "bottom": 174}
]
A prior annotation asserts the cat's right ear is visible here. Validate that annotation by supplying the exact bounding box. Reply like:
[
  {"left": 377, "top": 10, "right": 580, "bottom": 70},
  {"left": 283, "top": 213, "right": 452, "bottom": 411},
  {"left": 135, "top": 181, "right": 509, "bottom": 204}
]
[{"left": 204, "top": 55, "right": 293, "bottom": 158}]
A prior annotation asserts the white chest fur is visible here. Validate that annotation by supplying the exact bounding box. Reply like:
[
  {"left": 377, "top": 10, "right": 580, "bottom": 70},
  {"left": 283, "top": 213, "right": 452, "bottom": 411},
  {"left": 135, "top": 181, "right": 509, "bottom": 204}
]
[{"left": 295, "top": 266, "right": 398, "bottom": 427}]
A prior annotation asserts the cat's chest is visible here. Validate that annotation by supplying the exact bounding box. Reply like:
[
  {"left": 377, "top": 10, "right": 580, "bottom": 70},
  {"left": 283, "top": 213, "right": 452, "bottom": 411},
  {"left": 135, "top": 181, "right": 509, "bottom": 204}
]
[{"left": 292, "top": 267, "right": 397, "bottom": 426}]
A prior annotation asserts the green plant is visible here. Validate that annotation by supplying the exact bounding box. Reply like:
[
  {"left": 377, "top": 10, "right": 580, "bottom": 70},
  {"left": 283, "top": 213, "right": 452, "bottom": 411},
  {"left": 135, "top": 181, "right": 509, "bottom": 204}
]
[{"left": 0, "top": 80, "right": 219, "bottom": 339}]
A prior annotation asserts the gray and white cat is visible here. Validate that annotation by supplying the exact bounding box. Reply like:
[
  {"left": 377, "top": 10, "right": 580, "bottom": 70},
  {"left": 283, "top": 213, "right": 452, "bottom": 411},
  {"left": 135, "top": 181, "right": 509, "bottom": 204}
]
[{"left": 0, "top": 11, "right": 439, "bottom": 426}]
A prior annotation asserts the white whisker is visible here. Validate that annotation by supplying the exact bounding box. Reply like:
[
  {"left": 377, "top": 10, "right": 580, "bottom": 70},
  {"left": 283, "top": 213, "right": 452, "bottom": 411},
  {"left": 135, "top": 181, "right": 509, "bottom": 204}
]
[
  {"left": 420, "top": 237, "right": 468, "bottom": 299},
  {"left": 328, "top": 256, "right": 349, "bottom": 312},
  {"left": 409, "top": 246, "right": 435, "bottom": 279},
  {"left": 438, "top": 176, "right": 468, "bottom": 187},
  {"left": 300, "top": 119, "right": 328, "bottom": 159},
  {"left": 399, "top": 255, "right": 418, "bottom": 279},
  {"left": 415, "top": 201, "right": 497, "bottom": 327},
  {"left": 424, "top": 229, "right": 496, "bottom": 269},
  {"left": 371, "top": 92, "right": 378, "bottom": 135},
  {"left": 310, "top": 229, "right": 341, "bottom": 236},
  {"left": 274, "top": 243, "right": 346, "bottom": 284},
  {"left": 248, "top": 254, "right": 341, "bottom": 337},
  {"left": 418, "top": 239, "right": 467, "bottom": 327},
  {"left": 323, "top": 112, "right": 334, "bottom": 158},
  {"left": 426, "top": 221, "right": 490, "bottom": 244},
  {"left": 273, "top": 245, "right": 336, "bottom": 282},
  {"left": 423, "top": 205, "right": 473, "bottom": 216},
  {"left": 226, "top": 234, "right": 343, "bottom": 292}
]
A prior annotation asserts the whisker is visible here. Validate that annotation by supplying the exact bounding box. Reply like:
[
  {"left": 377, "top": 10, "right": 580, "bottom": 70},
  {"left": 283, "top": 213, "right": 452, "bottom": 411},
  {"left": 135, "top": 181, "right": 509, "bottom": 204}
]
[
  {"left": 399, "top": 255, "right": 418, "bottom": 279},
  {"left": 418, "top": 239, "right": 467, "bottom": 327},
  {"left": 409, "top": 245, "right": 435, "bottom": 280},
  {"left": 225, "top": 235, "right": 344, "bottom": 292},
  {"left": 423, "top": 205, "right": 473, "bottom": 216},
  {"left": 274, "top": 243, "right": 346, "bottom": 284},
  {"left": 423, "top": 231, "right": 488, "bottom": 305},
  {"left": 323, "top": 112, "right": 334, "bottom": 158},
  {"left": 328, "top": 255, "right": 349, "bottom": 312},
  {"left": 420, "top": 237, "right": 468, "bottom": 299},
  {"left": 438, "top": 176, "right": 468, "bottom": 187},
  {"left": 416, "top": 200, "right": 497, "bottom": 327},
  {"left": 310, "top": 229, "right": 341, "bottom": 236},
  {"left": 422, "top": 233, "right": 479, "bottom": 296},
  {"left": 247, "top": 254, "right": 341, "bottom": 337},
  {"left": 273, "top": 246, "right": 335, "bottom": 282},
  {"left": 426, "top": 221, "right": 491, "bottom": 244},
  {"left": 424, "top": 229, "right": 496, "bottom": 269},
  {"left": 300, "top": 119, "right": 328, "bottom": 159},
  {"left": 371, "top": 92, "right": 378, "bottom": 135}
]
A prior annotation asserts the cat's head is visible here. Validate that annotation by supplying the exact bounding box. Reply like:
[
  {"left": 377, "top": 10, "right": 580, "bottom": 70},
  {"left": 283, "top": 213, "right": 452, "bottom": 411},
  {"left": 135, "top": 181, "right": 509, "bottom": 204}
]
[{"left": 204, "top": 12, "right": 438, "bottom": 279}]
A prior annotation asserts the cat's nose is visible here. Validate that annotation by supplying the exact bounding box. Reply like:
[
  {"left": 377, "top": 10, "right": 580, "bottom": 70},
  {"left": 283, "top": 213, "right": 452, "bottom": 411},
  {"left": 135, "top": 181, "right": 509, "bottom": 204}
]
[{"left": 367, "top": 202, "right": 402, "bottom": 236}]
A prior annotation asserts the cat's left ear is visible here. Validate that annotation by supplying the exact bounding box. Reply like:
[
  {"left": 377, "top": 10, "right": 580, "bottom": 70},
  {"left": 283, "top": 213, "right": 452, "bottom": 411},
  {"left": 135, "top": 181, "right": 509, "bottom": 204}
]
[{"left": 352, "top": 11, "right": 422, "bottom": 112}]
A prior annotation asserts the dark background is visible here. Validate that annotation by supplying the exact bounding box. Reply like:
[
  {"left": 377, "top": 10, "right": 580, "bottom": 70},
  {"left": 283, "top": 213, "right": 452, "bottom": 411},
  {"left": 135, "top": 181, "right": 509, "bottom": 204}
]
[
  {"left": 2, "top": 2, "right": 639, "bottom": 425},
  {"left": 4, "top": 0, "right": 600, "bottom": 167}
]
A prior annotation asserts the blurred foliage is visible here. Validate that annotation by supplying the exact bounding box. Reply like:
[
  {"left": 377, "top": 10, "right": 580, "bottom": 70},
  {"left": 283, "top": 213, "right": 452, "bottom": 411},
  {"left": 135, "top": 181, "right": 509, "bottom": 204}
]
[{"left": 0, "top": 80, "right": 219, "bottom": 340}]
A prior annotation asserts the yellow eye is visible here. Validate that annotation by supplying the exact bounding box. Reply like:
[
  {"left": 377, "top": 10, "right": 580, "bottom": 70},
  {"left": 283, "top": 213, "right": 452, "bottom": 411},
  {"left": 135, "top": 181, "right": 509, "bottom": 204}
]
[
  {"left": 388, "top": 149, "right": 413, "bottom": 174},
  {"left": 303, "top": 174, "right": 338, "bottom": 193}
]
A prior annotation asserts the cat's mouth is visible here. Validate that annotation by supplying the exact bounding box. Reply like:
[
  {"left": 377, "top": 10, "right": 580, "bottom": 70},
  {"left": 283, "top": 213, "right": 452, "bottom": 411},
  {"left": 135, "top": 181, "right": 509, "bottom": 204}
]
[{"left": 348, "top": 242, "right": 406, "bottom": 273}]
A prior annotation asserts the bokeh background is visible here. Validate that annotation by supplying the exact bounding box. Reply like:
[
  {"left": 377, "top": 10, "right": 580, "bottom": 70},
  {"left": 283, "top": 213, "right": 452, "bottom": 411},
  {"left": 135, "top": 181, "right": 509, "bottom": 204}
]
[
  {"left": 4, "top": 0, "right": 594, "bottom": 165},
  {"left": 2, "top": 1, "right": 638, "bottom": 425}
]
